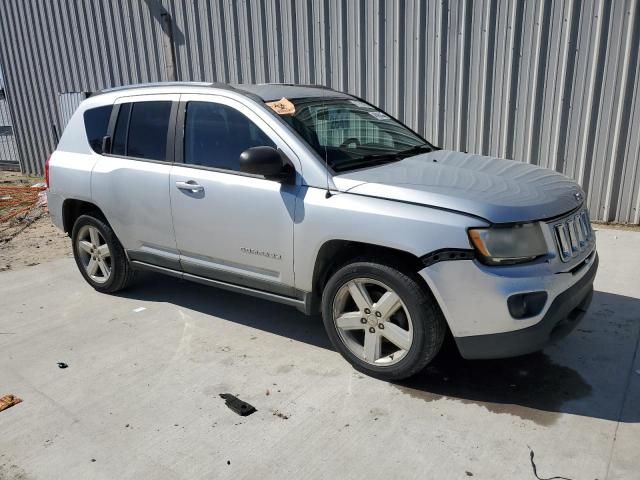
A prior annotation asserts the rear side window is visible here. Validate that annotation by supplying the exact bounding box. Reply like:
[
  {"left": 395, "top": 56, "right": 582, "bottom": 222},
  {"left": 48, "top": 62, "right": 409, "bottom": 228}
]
[
  {"left": 183, "top": 101, "right": 275, "bottom": 171},
  {"left": 110, "top": 101, "right": 172, "bottom": 161},
  {"left": 83, "top": 105, "right": 113, "bottom": 153}
]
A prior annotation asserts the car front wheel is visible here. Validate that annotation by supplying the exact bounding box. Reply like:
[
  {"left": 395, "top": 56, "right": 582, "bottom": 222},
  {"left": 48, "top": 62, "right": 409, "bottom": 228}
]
[{"left": 321, "top": 260, "right": 445, "bottom": 381}]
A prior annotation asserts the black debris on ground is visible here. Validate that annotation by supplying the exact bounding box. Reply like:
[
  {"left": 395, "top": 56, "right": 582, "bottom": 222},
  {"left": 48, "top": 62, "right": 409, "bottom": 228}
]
[
  {"left": 528, "top": 446, "right": 573, "bottom": 480},
  {"left": 219, "top": 393, "right": 257, "bottom": 417},
  {"left": 57, "top": 362, "right": 68, "bottom": 369}
]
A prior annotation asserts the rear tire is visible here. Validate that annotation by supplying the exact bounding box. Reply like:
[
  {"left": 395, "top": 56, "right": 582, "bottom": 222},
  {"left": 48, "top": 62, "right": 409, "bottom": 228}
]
[
  {"left": 71, "top": 214, "right": 134, "bottom": 293},
  {"left": 321, "top": 260, "right": 445, "bottom": 381}
]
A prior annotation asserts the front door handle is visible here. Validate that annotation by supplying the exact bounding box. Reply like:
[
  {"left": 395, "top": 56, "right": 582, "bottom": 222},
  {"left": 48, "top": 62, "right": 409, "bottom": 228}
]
[{"left": 175, "top": 180, "right": 204, "bottom": 193}]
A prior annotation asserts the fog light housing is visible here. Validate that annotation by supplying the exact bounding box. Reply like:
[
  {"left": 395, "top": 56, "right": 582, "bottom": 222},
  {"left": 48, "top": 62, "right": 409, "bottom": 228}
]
[{"left": 507, "top": 292, "right": 548, "bottom": 319}]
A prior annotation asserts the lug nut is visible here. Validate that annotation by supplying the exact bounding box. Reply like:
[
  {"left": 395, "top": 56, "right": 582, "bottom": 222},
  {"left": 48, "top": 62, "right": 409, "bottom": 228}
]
[
  {"left": 369, "top": 327, "right": 375, "bottom": 333},
  {"left": 360, "top": 318, "right": 367, "bottom": 324},
  {"left": 375, "top": 311, "right": 382, "bottom": 318},
  {"left": 378, "top": 323, "right": 384, "bottom": 329},
  {"left": 364, "top": 308, "right": 371, "bottom": 314}
]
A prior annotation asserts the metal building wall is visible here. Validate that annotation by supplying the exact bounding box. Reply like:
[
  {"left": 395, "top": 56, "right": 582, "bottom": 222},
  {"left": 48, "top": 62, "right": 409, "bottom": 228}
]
[
  {"left": 58, "top": 92, "right": 90, "bottom": 134},
  {"left": 0, "top": 0, "right": 638, "bottom": 223}
]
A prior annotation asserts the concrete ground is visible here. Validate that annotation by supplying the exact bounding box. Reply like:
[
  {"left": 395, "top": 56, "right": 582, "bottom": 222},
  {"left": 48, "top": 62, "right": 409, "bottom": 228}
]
[{"left": 1, "top": 228, "right": 639, "bottom": 480}]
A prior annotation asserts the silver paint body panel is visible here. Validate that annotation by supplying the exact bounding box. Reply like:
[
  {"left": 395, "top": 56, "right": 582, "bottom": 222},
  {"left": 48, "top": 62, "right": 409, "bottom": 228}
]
[
  {"left": 336, "top": 150, "right": 586, "bottom": 223},
  {"left": 48, "top": 83, "right": 597, "bottom": 341}
]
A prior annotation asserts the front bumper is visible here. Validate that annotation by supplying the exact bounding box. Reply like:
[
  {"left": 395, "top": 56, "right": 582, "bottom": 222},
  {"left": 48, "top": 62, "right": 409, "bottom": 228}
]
[
  {"left": 419, "top": 249, "right": 598, "bottom": 359},
  {"left": 454, "top": 254, "right": 597, "bottom": 359}
]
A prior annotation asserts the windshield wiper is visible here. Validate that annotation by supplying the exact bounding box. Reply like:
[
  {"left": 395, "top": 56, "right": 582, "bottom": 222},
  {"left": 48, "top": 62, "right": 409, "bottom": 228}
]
[
  {"left": 397, "top": 144, "right": 434, "bottom": 157},
  {"left": 333, "top": 144, "right": 435, "bottom": 172},
  {"left": 332, "top": 153, "right": 401, "bottom": 172}
]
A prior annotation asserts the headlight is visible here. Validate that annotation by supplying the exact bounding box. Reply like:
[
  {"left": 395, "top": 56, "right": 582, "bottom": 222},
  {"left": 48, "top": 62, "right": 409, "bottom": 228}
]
[{"left": 468, "top": 223, "right": 548, "bottom": 265}]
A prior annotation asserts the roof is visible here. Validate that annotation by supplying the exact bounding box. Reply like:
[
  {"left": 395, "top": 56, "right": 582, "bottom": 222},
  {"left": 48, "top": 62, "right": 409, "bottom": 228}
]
[
  {"left": 95, "top": 82, "right": 349, "bottom": 102},
  {"left": 232, "top": 83, "right": 350, "bottom": 101}
]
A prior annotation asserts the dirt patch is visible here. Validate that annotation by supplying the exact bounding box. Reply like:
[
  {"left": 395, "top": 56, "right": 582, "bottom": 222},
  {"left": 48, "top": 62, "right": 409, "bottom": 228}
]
[
  {"left": 0, "top": 171, "right": 71, "bottom": 272},
  {"left": 0, "top": 171, "right": 39, "bottom": 186}
]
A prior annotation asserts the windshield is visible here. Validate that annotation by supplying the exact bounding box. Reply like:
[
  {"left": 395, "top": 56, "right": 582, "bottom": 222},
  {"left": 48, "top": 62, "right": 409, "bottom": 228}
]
[{"left": 271, "top": 97, "right": 436, "bottom": 172}]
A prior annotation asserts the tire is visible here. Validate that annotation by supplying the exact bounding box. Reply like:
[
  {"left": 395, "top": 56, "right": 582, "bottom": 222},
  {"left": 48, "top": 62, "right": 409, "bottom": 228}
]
[
  {"left": 321, "top": 260, "right": 445, "bottom": 381},
  {"left": 71, "top": 214, "right": 134, "bottom": 293}
]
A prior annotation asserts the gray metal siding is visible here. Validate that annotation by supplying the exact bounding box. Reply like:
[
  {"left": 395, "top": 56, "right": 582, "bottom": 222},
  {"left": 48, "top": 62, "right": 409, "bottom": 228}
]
[
  {"left": 0, "top": 0, "right": 638, "bottom": 223},
  {"left": 58, "top": 92, "right": 89, "bottom": 134}
]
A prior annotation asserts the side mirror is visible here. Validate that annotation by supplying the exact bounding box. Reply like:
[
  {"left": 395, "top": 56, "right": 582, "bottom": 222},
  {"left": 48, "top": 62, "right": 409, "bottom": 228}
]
[
  {"left": 101, "top": 135, "right": 112, "bottom": 154},
  {"left": 239, "top": 146, "right": 292, "bottom": 181}
]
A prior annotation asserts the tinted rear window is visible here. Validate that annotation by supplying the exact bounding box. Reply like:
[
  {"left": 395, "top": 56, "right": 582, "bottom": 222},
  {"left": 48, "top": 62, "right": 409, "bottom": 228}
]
[
  {"left": 127, "top": 101, "right": 172, "bottom": 160},
  {"left": 110, "top": 101, "right": 172, "bottom": 161},
  {"left": 83, "top": 105, "right": 113, "bottom": 153}
]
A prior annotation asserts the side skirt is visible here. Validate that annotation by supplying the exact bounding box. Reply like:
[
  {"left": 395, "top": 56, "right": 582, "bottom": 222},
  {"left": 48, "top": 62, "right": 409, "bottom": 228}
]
[{"left": 130, "top": 260, "right": 313, "bottom": 315}]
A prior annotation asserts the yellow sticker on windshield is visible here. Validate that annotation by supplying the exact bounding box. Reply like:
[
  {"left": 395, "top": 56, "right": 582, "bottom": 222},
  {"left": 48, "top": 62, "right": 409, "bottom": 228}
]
[{"left": 266, "top": 97, "right": 296, "bottom": 115}]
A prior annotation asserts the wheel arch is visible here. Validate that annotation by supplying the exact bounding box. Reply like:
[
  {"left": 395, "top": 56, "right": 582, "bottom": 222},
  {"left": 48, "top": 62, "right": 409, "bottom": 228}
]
[
  {"left": 62, "top": 198, "right": 108, "bottom": 233},
  {"left": 309, "top": 239, "right": 428, "bottom": 313}
]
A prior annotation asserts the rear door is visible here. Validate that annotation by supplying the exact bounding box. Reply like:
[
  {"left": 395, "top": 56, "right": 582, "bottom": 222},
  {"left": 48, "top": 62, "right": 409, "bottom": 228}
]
[
  {"left": 91, "top": 94, "right": 180, "bottom": 269},
  {"left": 169, "top": 94, "right": 300, "bottom": 294}
]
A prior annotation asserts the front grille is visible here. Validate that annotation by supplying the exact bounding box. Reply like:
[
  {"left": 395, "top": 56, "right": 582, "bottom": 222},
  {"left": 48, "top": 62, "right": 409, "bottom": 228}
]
[{"left": 552, "top": 209, "right": 593, "bottom": 262}]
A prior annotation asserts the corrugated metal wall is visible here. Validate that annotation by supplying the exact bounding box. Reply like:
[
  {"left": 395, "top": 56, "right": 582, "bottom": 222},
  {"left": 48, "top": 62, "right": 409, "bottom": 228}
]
[
  {"left": 58, "top": 92, "right": 90, "bottom": 133},
  {"left": 0, "top": 0, "right": 638, "bottom": 223}
]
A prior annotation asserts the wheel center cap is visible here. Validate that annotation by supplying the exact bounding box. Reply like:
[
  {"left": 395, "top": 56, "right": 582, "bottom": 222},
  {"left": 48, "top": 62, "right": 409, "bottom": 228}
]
[{"left": 367, "top": 315, "right": 377, "bottom": 326}]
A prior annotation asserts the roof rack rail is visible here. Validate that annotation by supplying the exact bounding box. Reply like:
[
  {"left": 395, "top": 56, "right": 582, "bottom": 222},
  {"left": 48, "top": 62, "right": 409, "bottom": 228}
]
[
  {"left": 255, "top": 82, "right": 334, "bottom": 90},
  {"left": 97, "top": 81, "right": 224, "bottom": 94}
]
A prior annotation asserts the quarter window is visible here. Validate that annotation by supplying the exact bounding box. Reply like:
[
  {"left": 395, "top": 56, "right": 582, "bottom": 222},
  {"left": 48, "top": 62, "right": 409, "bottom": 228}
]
[
  {"left": 111, "top": 101, "right": 172, "bottom": 161},
  {"left": 183, "top": 101, "right": 275, "bottom": 171},
  {"left": 83, "top": 105, "right": 113, "bottom": 153}
]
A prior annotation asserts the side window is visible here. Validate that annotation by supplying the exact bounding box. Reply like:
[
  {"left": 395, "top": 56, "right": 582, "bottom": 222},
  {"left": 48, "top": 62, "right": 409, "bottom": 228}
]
[
  {"left": 183, "top": 101, "right": 275, "bottom": 171},
  {"left": 83, "top": 105, "right": 113, "bottom": 153},
  {"left": 111, "top": 101, "right": 172, "bottom": 161}
]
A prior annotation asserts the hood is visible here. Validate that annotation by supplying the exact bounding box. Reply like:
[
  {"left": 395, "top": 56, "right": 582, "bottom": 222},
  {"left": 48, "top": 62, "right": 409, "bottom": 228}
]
[{"left": 333, "top": 150, "right": 585, "bottom": 223}]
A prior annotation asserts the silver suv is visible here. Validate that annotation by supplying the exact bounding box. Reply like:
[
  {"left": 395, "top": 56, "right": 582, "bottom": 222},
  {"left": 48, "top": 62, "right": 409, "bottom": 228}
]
[{"left": 47, "top": 82, "right": 597, "bottom": 380}]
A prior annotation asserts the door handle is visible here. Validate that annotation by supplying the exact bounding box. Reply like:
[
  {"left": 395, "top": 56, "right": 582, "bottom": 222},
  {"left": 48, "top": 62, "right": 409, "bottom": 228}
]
[{"left": 175, "top": 180, "right": 204, "bottom": 193}]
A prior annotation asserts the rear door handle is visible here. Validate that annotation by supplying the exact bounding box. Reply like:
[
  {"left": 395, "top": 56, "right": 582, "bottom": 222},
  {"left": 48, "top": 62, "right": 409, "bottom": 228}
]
[{"left": 175, "top": 180, "right": 204, "bottom": 193}]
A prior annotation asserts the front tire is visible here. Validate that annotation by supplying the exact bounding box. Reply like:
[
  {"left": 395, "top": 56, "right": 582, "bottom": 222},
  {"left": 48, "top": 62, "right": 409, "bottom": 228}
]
[
  {"left": 71, "top": 214, "right": 133, "bottom": 293},
  {"left": 321, "top": 260, "right": 445, "bottom": 381}
]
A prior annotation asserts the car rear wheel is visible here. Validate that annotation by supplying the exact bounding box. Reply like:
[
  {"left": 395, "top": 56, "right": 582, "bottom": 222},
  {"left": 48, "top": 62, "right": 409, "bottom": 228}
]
[
  {"left": 71, "top": 214, "right": 133, "bottom": 293},
  {"left": 321, "top": 260, "right": 445, "bottom": 380}
]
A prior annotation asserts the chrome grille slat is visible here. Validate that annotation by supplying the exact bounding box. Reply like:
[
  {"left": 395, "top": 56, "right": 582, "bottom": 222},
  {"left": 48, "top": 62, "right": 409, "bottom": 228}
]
[{"left": 552, "top": 209, "right": 593, "bottom": 262}]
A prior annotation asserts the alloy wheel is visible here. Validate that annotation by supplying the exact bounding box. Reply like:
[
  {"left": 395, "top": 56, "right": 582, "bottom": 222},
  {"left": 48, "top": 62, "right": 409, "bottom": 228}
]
[
  {"left": 76, "top": 225, "right": 111, "bottom": 284},
  {"left": 332, "top": 277, "right": 414, "bottom": 366}
]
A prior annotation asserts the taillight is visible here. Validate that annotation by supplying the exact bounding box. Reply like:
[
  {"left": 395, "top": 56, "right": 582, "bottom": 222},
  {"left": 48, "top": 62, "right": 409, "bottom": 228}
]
[{"left": 45, "top": 155, "right": 51, "bottom": 189}]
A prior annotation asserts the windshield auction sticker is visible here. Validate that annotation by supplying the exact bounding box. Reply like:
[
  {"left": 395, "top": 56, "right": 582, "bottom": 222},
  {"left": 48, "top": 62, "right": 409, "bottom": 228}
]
[
  {"left": 266, "top": 97, "right": 296, "bottom": 115},
  {"left": 368, "top": 111, "right": 390, "bottom": 120},
  {"left": 350, "top": 100, "right": 371, "bottom": 109}
]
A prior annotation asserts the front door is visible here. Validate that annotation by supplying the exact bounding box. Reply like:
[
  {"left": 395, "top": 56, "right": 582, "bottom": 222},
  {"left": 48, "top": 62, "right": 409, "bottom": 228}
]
[{"left": 169, "top": 94, "right": 300, "bottom": 295}]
